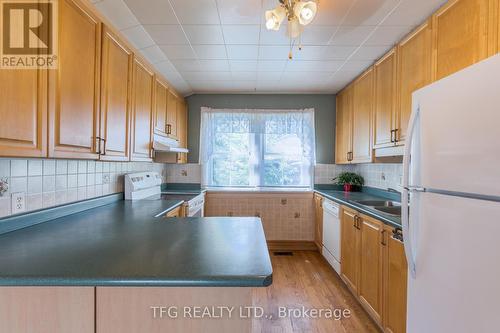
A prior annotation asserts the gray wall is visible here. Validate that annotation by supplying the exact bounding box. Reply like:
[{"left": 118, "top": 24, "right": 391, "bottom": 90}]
[{"left": 186, "top": 94, "right": 336, "bottom": 164}]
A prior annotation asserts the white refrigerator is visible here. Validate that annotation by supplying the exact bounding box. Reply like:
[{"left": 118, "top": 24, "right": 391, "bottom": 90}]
[{"left": 403, "top": 53, "right": 500, "bottom": 333}]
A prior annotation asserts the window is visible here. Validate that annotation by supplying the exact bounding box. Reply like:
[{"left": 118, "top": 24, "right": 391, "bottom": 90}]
[{"left": 200, "top": 108, "right": 315, "bottom": 188}]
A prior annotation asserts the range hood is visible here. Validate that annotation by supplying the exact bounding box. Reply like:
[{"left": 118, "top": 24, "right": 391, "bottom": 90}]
[{"left": 153, "top": 134, "right": 188, "bottom": 153}]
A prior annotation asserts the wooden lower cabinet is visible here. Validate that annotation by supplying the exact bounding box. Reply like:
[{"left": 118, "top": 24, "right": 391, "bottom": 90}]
[
  {"left": 358, "top": 215, "right": 384, "bottom": 323},
  {"left": 313, "top": 193, "right": 323, "bottom": 251},
  {"left": 340, "top": 206, "right": 407, "bottom": 332},
  {"left": 340, "top": 206, "right": 360, "bottom": 293},
  {"left": 165, "top": 206, "right": 182, "bottom": 218},
  {"left": 0, "top": 287, "right": 94, "bottom": 333},
  {"left": 383, "top": 226, "right": 408, "bottom": 333}
]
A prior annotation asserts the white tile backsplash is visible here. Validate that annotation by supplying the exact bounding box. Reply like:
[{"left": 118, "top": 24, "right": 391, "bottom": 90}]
[
  {"left": 0, "top": 158, "right": 168, "bottom": 218},
  {"left": 164, "top": 163, "right": 201, "bottom": 184}
]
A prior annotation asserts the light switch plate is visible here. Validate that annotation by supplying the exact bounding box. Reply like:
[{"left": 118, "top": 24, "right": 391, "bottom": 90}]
[{"left": 11, "top": 192, "right": 26, "bottom": 214}]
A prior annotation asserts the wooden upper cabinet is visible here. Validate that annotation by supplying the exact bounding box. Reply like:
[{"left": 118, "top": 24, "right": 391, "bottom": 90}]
[
  {"left": 358, "top": 215, "right": 384, "bottom": 323},
  {"left": 49, "top": 0, "right": 101, "bottom": 159},
  {"left": 99, "top": 27, "right": 132, "bottom": 161},
  {"left": 383, "top": 226, "right": 408, "bottom": 333},
  {"left": 166, "top": 91, "right": 178, "bottom": 139},
  {"left": 177, "top": 98, "right": 188, "bottom": 163},
  {"left": 335, "top": 87, "right": 352, "bottom": 164},
  {"left": 374, "top": 49, "right": 397, "bottom": 149},
  {"left": 154, "top": 80, "right": 168, "bottom": 136},
  {"left": 0, "top": 69, "right": 47, "bottom": 157},
  {"left": 340, "top": 207, "right": 360, "bottom": 293},
  {"left": 397, "top": 21, "right": 432, "bottom": 144},
  {"left": 130, "top": 59, "right": 154, "bottom": 161},
  {"left": 432, "top": 0, "right": 490, "bottom": 81},
  {"left": 352, "top": 68, "right": 373, "bottom": 163}
]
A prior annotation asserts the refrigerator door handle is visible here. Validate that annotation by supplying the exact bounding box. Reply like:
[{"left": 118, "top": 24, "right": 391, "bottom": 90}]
[{"left": 402, "top": 105, "right": 420, "bottom": 279}]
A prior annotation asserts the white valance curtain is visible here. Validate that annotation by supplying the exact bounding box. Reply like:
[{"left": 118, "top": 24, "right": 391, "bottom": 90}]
[{"left": 199, "top": 107, "right": 316, "bottom": 188}]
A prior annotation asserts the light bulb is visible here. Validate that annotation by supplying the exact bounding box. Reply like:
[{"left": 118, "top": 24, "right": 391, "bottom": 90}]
[
  {"left": 300, "top": 7, "right": 314, "bottom": 20},
  {"left": 266, "top": 17, "right": 277, "bottom": 30}
]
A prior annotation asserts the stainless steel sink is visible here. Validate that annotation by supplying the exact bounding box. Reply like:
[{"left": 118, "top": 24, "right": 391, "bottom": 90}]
[
  {"left": 355, "top": 200, "right": 401, "bottom": 207},
  {"left": 372, "top": 206, "right": 401, "bottom": 216}
]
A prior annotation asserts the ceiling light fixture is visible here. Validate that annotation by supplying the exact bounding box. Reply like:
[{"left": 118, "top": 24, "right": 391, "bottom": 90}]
[{"left": 265, "top": 0, "right": 318, "bottom": 59}]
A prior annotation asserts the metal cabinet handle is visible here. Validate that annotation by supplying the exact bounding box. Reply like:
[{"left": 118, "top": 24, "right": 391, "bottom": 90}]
[
  {"left": 101, "top": 138, "right": 107, "bottom": 155},
  {"left": 394, "top": 128, "right": 399, "bottom": 143}
]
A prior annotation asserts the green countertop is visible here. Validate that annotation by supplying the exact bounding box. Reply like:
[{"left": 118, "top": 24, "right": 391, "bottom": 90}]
[
  {"left": 314, "top": 188, "right": 402, "bottom": 228},
  {"left": 0, "top": 199, "right": 272, "bottom": 287}
]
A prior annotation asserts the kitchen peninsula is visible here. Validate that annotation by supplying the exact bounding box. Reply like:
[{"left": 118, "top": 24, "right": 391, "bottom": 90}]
[{"left": 0, "top": 195, "right": 272, "bottom": 333}]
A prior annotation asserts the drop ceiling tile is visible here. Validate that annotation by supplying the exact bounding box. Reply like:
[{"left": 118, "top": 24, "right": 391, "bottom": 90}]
[
  {"left": 222, "top": 25, "right": 260, "bottom": 45},
  {"left": 170, "top": 0, "right": 220, "bottom": 24},
  {"left": 226, "top": 45, "right": 259, "bottom": 60},
  {"left": 329, "top": 26, "right": 376, "bottom": 46},
  {"left": 258, "top": 46, "right": 291, "bottom": 60},
  {"left": 257, "top": 60, "right": 286, "bottom": 72},
  {"left": 231, "top": 71, "right": 257, "bottom": 80},
  {"left": 192, "top": 45, "right": 227, "bottom": 60},
  {"left": 198, "top": 59, "right": 231, "bottom": 71},
  {"left": 281, "top": 71, "right": 333, "bottom": 82},
  {"left": 364, "top": 25, "right": 412, "bottom": 46},
  {"left": 340, "top": 60, "right": 373, "bottom": 73},
  {"left": 95, "top": 0, "right": 139, "bottom": 30},
  {"left": 190, "top": 81, "right": 235, "bottom": 91},
  {"left": 171, "top": 59, "right": 201, "bottom": 72},
  {"left": 216, "top": 0, "right": 262, "bottom": 25},
  {"left": 183, "top": 71, "right": 232, "bottom": 81},
  {"left": 140, "top": 45, "right": 168, "bottom": 64},
  {"left": 284, "top": 60, "right": 342, "bottom": 72},
  {"left": 257, "top": 71, "right": 283, "bottom": 81},
  {"left": 311, "top": 0, "right": 353, "bottom": 25},
  {"left": 299, "top": 26, "right": 338, "bottom": 45},
  {"left": 159, "top": 45, "right": 197, "bottom": 60},
  {"left": 183, "top": 25, "right": 225, "bottom": 44},
  {"left": 229, "top": 60, "right": 258, "bottom": 71},
  {"left": 143, "top": 25, "right": 189, "bottom": 45},
  {"left": 230, "top": 81, "right": 257, "bottom": 90},
  {"left": 256, "top": 80, "right": 281, "bottom": 91},
  {"left": 259, "top": 28, "right": 290, "bottom": 45},
  {"left": 342, "top": 0, "right": 400, "bottom": 26},
  {"left": 291, "top": 46, "right": 328, "bottom": 61},
  {"left": 155, "top": 60, "right": 179, "bottom": 74},
  {"left": 123, "top": 0, "right": 177, "bottom": 24},
  {"left": 383, "top": 0, "right": 446, "bottom": 26},
  {"left": 350, "top": 46, "right": 390, "bottom": 60},
  {"left": 323, "top": 45, "right": 357, "bottom": 60},
  {"left": 120, "top": 25, "right": 155, "bottom": 49}
]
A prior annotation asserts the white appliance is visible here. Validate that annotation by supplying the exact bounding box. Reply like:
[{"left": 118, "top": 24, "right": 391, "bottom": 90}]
[
  {"left": 322, "top": 199, "right": 341, "bottom": 274},
  {"left": 403, "top": 54, "right": 500, "bottom": 333},
  {"left": 124, "top": 172, "right": 204, "bottom": 217}
]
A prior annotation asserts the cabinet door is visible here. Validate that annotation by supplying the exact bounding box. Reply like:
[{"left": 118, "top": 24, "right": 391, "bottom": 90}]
[
  {"left": 335, "top": 87, "right": 352, "bottom": 164},
  {"left": 99, "top": 27, "right": 132, "bottom": 161},
  {"left": 49, "top": 0, "right": 101, "bottom": 159},
  {"left": 432, "top": 0, "right": 490, "bottom": 81},
  {"left": 340, "top": 207, "right": 360, "bottom": 293},
  {"left": 166, "top": 91, "right": 178, "bottom": 139},
  {"left": 383, "top": 227, "right": 408, "bottom": 333},
  {"left": 177, "top": 99, "right": 188, "bottom": 163},
  {"left": 314, "top": 194, "right": 323, "bottom": 250},
  {"left": 397, "top": 21, "right": 432, "bottom": 145},
  {"left": 352, "top": 68, "right": 373, "bottom": 163},
  {"left": 0, "top": 69, "right": 47, "bottom": 157},
  {"left": 130, "top": 59, "right": 153, "bottom": 161},
  {"left": 358, "top": 215, "right": 384, "bottom": 323},
  {"left": 374, "top": 49, "right": 397, "bottom": 149},
  {"left": 154, "top": 80, "right": 168, "bottom": 136}
]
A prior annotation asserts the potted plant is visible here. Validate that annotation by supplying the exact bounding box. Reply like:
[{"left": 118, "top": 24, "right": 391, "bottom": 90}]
[{"left": 336, "top": 172, "right": 364, "bottom": 192}]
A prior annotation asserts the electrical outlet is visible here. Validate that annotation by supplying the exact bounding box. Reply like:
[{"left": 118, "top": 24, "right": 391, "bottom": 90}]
[
  {"left": 181, "top": 170, "right": 188, "bottom": 177},
  {"left": 103, "top": 174, "right": 110, "bottom": 184},
  {"left": 11, "top": 192, "right": 26, "bottom": 214}
]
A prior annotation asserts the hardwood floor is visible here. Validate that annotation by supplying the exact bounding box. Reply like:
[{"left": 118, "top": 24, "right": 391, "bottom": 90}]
[{"left": 253, "top": 251, "right": 380, "bottom": 333}]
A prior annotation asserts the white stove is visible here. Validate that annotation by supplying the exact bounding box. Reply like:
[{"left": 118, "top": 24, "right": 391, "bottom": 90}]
[{"left": 124, "top": 172, "right": 205, "bottom": 217}]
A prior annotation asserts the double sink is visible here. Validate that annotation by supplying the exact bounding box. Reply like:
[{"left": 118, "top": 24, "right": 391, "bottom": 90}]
[{"left": 354, "top": 200, "right": 402, "bottom": 217}]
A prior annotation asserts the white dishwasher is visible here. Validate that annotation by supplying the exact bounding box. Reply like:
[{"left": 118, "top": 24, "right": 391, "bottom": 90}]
[{"left": 322, "top": 199, "right": 341, "bottom": 274}]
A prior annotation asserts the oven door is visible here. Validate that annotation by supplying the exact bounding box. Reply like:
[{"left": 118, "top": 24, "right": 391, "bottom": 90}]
[{"left": 187, "top": 194, "right": 205, "bottom": 217}]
